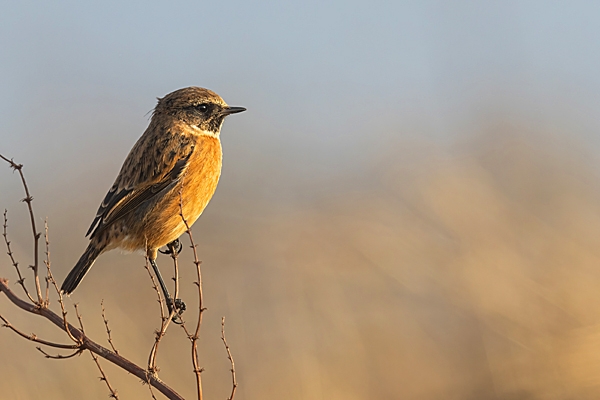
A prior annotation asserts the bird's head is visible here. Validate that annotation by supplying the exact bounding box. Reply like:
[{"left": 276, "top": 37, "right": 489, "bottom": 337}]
[{"left": 154, "top": 87, "right": 246, "bottom": 135}]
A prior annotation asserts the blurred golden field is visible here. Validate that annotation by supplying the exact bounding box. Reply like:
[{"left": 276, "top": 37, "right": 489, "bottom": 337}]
[{"left": 3, "top": 115, "right": 600, "bottom": 400}]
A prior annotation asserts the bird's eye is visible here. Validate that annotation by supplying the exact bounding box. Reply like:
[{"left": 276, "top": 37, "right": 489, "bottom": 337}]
[{"left": 196, "top": 104, "right": 209, "bottom": 112}]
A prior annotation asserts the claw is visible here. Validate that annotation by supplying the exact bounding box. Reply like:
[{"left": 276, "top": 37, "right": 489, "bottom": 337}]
[
  {"left": 166, "top": 297, "right": 186, "bottom": 323},
  {"left": 159, "top": 239, "right": 183, "bottom": 255},
  {"left": 174, "top": 298, "right": 186, "bottom": 312}
]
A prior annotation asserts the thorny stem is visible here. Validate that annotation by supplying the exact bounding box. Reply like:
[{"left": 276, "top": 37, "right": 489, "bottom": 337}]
[
  {"left": 89, "top": 350, "right": 120, "bottom": 400},
  {"left": 101, "top": 300, "right": 119, "bottom": 355},
  {"left": 74, "top": 303, "right": 120, "bottom": 399},
  {"left": 221, "top": 317, "right": 238, "bottom": 400},
  {"left": 0, "top": 154, "right": 43, "bottom": 303},
  {"left": 3, "top": 210, "right": 35, "bottom": 303},
  {"left": 43, "top": 219, "right": 50, "bottom": 306},
  {"left": 47, "top": 263, "right": 79, "bottom": 344}
]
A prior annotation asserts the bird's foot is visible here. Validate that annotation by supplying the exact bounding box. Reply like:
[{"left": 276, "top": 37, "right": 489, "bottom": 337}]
[
  {"left": 166, "top": 297, "right": 186, "bottom": 324},
  {"left": 159, "top": 239, "right": 183, "bottom": 256}
]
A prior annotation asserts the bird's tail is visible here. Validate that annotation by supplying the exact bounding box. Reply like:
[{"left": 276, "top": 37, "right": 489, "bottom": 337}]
[{"left": 60, "top": 243, "right": 102, "bottom": 294}]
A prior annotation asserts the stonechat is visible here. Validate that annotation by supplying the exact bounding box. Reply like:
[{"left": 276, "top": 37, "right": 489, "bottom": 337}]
[{"left": 61, "top": 87, "right": 245, "bottom": 313}]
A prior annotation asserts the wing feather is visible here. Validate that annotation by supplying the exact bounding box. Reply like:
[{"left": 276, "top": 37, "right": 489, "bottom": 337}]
[{"left": 86, "top": 127, "right": 195, "bottom": 238}]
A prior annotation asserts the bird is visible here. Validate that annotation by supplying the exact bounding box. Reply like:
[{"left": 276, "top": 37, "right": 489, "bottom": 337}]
[{"left": 61, "top": 87, "right": 245, "bottom": 315}]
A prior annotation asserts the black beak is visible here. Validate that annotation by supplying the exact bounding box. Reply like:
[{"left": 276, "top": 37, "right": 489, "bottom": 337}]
[{"left": 221, "top": 106, "right": 246, "bottom": 116}]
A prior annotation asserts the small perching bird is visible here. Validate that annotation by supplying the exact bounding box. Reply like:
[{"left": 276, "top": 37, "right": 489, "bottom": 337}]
[{"left": 61, "top": 87, "right": 246, "bottom": 315}]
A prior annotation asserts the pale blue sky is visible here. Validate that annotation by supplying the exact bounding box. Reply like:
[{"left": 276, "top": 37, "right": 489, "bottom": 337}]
[{"left": 2, "top": 1, "right": 600, "bottom": 197}]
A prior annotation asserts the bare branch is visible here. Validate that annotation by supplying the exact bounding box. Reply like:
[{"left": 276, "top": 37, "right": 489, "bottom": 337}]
[
  {"left": 221, "top": 317, "right": 237, "bottom": 400},
  {"left": 3, "top": 210, "right": 35, "bottom": 303},
  {"left": 1, "top": 155, "right": 194, "bottom": 399},
  {"left": 101, "top": 300, "right": 119, "bottom": 355},
  {"left": 0, "top": 154, "right": 43, "bottom": 303},
  {"left": 0, "top": 278, "right": 184, "bottom": 400}
]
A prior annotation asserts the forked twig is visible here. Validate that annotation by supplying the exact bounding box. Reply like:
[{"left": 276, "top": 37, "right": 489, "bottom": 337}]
[{"left": 221, "top": 317, "right": 237, "bottom": 400}]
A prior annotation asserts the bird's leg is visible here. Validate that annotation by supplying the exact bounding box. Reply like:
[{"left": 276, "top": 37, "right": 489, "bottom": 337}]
[
  {"left": 166, "top": 240, "right": 186, "bottom": 320},
  {"left": 150, "top": 258, "right": 172, "bottom": 308},
  {"left": 149, "top": 258, "right": 185, "bottom": 321}
]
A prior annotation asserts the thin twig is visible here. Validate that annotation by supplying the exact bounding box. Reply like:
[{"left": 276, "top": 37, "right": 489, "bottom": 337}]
[
  {"left": 88, "top": 351, "right": 120, "bottom": 399},
  {"left": 73, "top": 304, "right": 85, "bottom": 333},
  {"left": 221, "top": 317, "right": 237, "bottom": 400},
  {"left": 43, "top": 219, "right": 50, "bottom": 307},
  {"left": 0, "top": 154, "right": 43, "bottom": 303},
  {"left": 144, "top": 371, "right": 159, "bottom": 400},
  {"left": 2, "top": 210, "right": 35, "bottom": 303},
  {"left": 39, "top": 225, "right": 80, "bottom": 344},
  {"left": 37, "top": 347, "right": 83, "bottom": 359},
  {"left": 74, "top": 303, "right": 120, "bottom": 399},
  {"left": 46, "top": 264, "right": 79, "bottom": 344},
  {"left": 101, "top": 300, "right": 119, "bottom": 355},
  {"left": 0, "top": 314, "right": 79, "bottom": 349}
]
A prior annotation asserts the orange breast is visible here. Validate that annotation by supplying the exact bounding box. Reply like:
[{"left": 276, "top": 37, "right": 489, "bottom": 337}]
[
  {"left": 180, "top": 136, "right": 222, "bottom": 225},
  {"left": 145, "top": 135, "right": 222, "bottom": 249}
]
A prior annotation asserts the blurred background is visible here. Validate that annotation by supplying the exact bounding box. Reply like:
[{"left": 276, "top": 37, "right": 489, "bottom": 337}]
[{"left": 3, "top": 1, "right": 600, "bottom": 399}]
